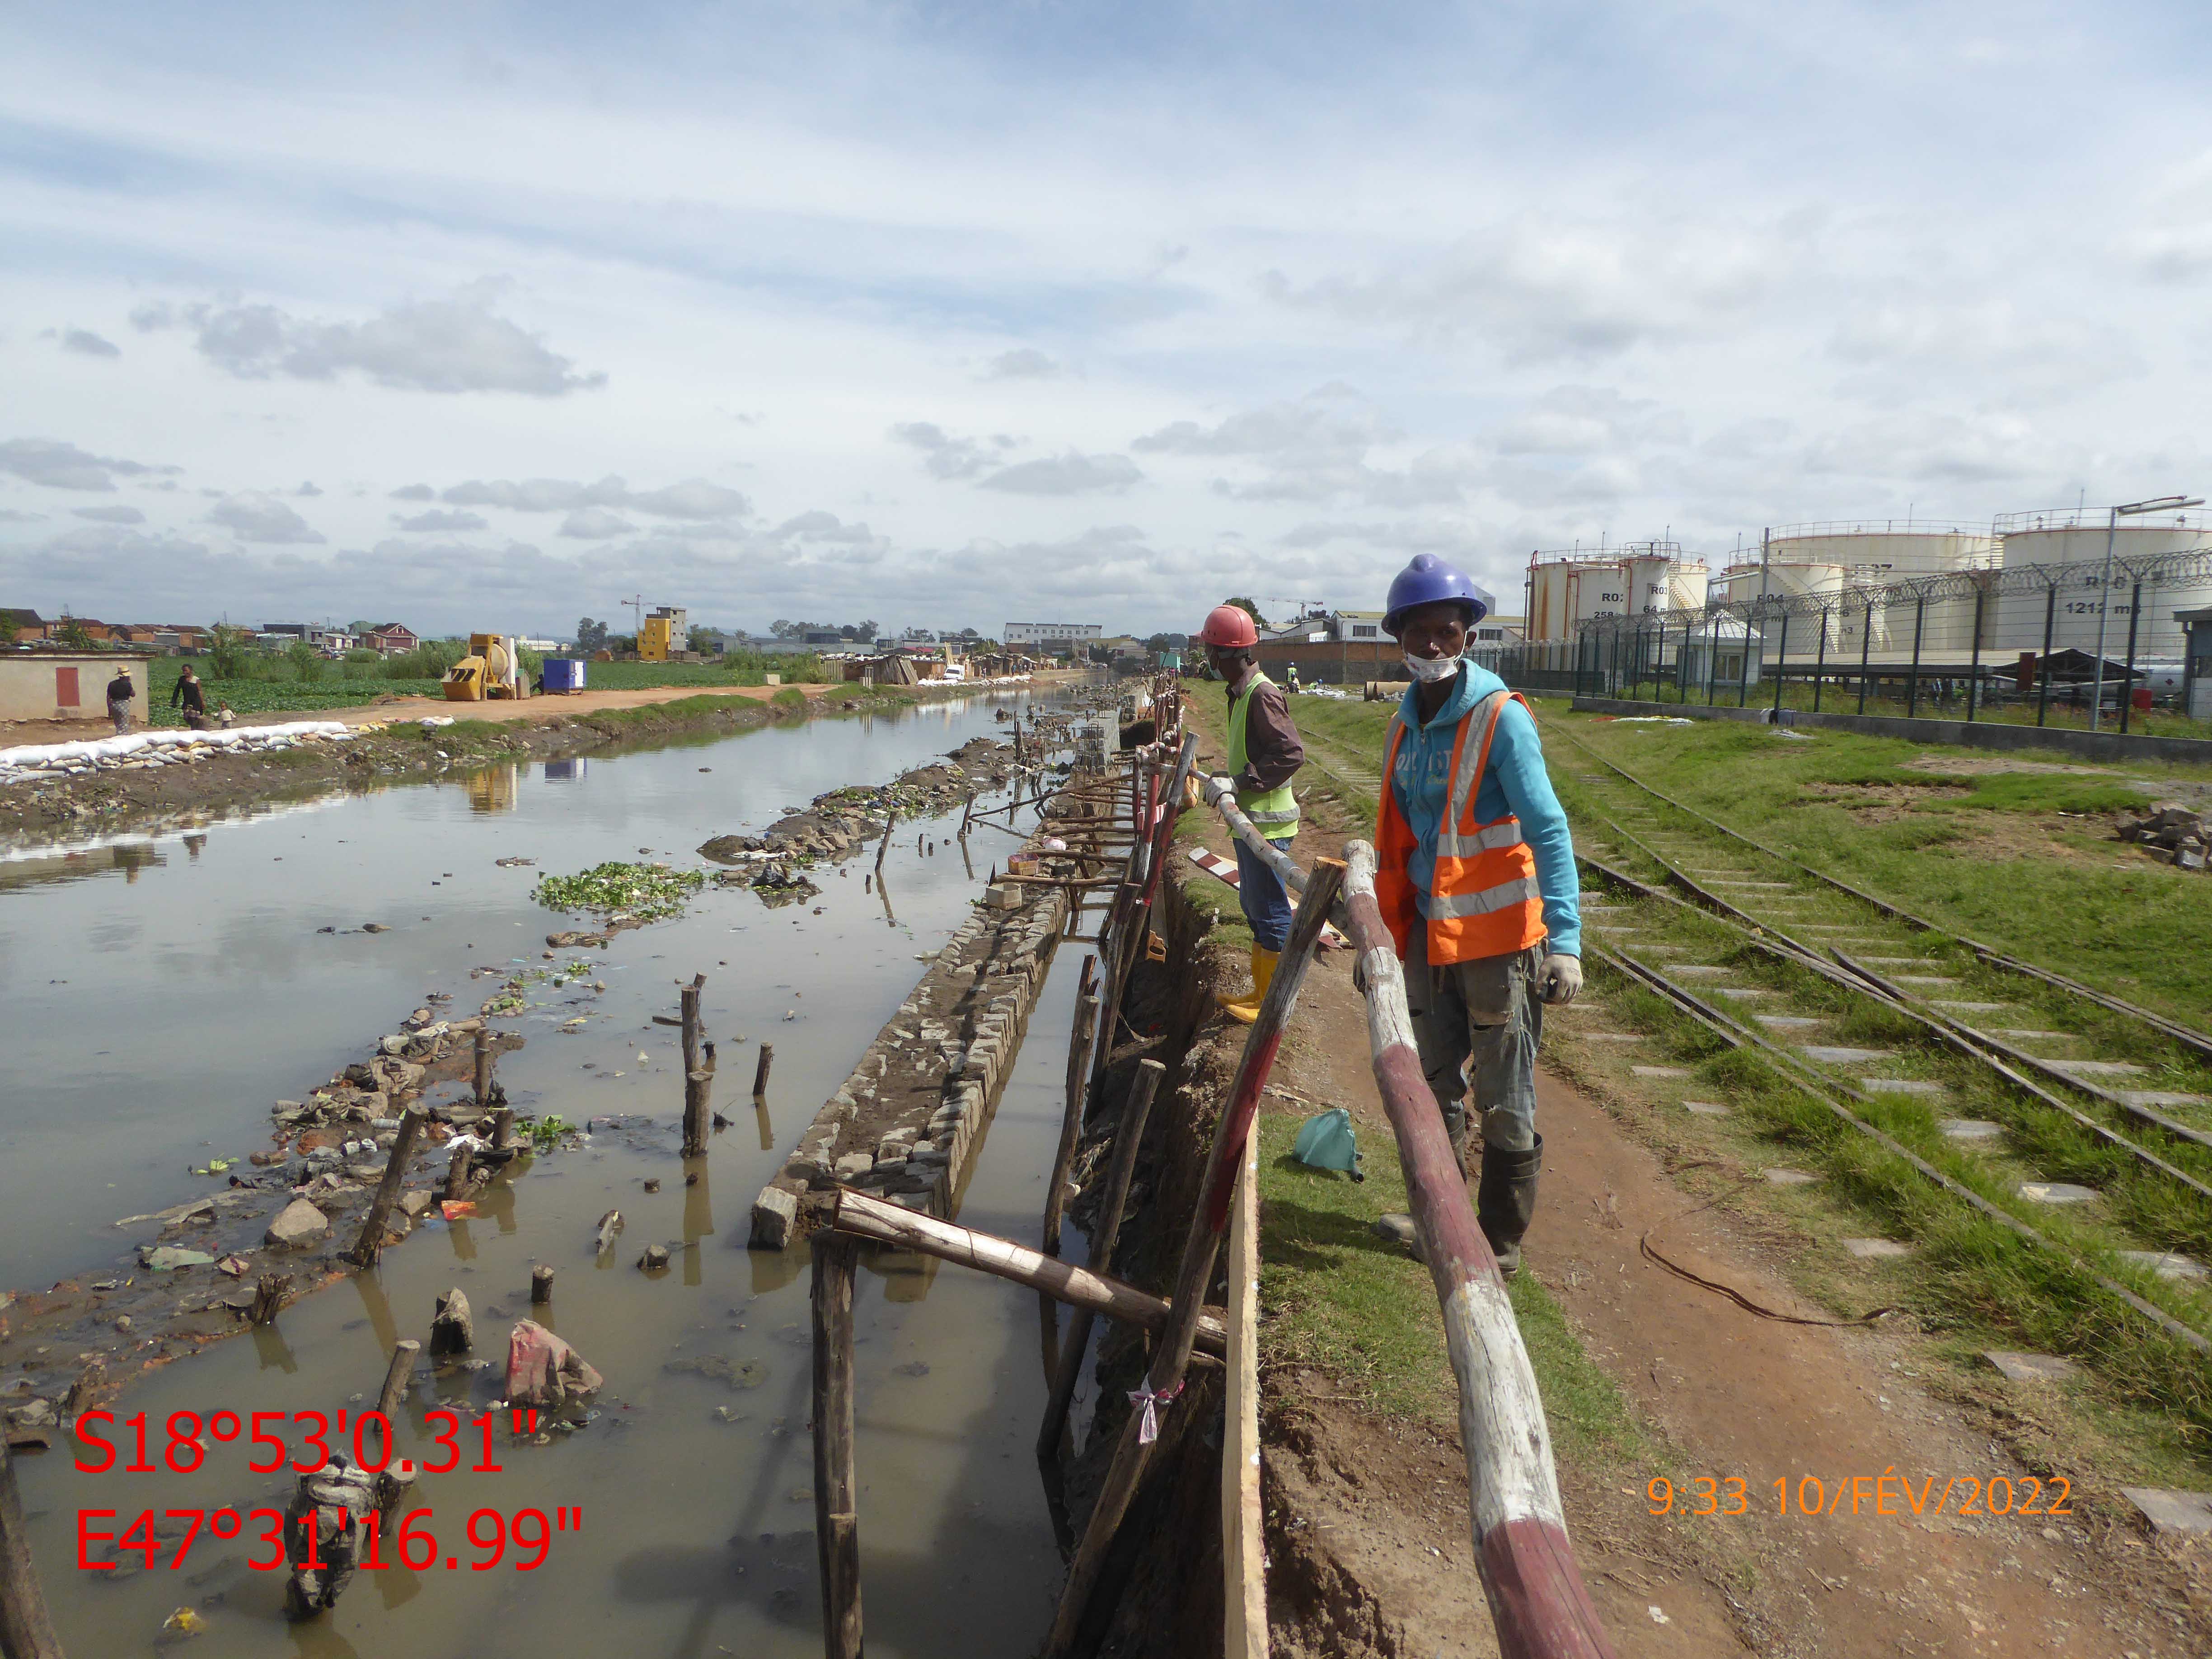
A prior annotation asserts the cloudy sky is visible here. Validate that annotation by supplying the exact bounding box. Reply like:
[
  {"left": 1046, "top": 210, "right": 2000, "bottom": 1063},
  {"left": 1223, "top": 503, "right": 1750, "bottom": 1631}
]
[{"left": 5, "top": 1, "right": 2211, "bottom": 639}]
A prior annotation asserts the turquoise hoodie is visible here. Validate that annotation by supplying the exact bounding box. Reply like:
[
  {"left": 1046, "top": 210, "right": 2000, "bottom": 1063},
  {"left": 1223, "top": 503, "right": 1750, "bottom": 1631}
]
[{"left": 1389, "top": 662, "right": 1580, "bottom": 957}]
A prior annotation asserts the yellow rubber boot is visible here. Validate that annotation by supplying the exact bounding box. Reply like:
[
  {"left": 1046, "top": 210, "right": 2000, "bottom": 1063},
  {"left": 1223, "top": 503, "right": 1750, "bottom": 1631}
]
[{"left": 1220, "top": 947, "right": 1278, "bottom": 1024}]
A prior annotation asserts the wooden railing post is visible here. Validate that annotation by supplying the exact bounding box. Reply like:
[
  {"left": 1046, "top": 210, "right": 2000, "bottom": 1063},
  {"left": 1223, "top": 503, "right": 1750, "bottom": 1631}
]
[
  {"left": 1041, "top": 957, "right": 1101, "bottom": 1256},
  {"left": 1223, "top": 1135, "right": 1265, "bottom": 1659},
  {"left": 811, "top": 1237, "right": 863, "bottom": 1659},
  {"left": 1042, "top": 859, "right": 1345, "bottom": 1658},
  {"left": 1336, "top": 842, "right": 1618, "bottom": 1659},
  {"left": 1037, "top": 1058, "right": 1165, "bottom": 1461}
]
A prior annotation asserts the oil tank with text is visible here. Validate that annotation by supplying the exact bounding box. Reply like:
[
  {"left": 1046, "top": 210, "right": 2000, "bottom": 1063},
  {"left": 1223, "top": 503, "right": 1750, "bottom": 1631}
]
[
  {"left": 1565, "top": 560, "right": 1631, "bottom": 630},
  {"left": 1628, "top": 553, "right": 1707, "bottom": 614},
  {"left": 1994, "top": 510, "right": 2212, "bottom": 662}
]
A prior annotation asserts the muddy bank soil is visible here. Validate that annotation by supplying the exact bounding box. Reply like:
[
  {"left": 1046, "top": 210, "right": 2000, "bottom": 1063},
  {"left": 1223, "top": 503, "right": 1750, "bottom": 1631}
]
[{"left": 0, "top": 685, "right": 922, "bottom": 844}]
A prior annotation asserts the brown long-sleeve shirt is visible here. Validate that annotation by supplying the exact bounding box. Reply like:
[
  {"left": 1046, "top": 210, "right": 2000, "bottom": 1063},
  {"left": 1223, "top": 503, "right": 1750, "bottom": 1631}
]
[{"left": 1225, "top": 668, "right": 1304, "bottom": 793}]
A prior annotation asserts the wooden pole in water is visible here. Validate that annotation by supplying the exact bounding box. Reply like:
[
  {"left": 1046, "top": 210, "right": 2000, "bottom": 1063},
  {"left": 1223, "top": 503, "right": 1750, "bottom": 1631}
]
[
  {"left": 443, "top": 1145, "right": 474, "bottom": 1203},
  {"left": 1037, "top": 1057, "right": 1164, "bottom": 1462},
  {"left": 364, "top": 1336, "right": 420, "bottom": 1471},
  {"left": 1041, "top": 959, "right": 1101, "bottom": 1256},
  {"left": 811, "top": 1236, "right": 863, "bottom": 1659},
  {"left": 473, "top": 1025, "right": 493, "bottom": 1107},
  {"left": 0, "top": 1435, "right": 66, "bottom": 1659},
  {"left": 680, "top": 974, "right": 711, "bottom": 1158},
  {"left": 489, "top": 1107, "right": 514, "bottom": 1153},
  {"left": 874, "top": 806, "right": 897, "bottom": 873},
  {"left": 828, "top": 1188, "right": 1227, "bottom": 1356},
  {"left": 1042, "top": 859, "right": 1344, "bottom": 1659},
  {"left": 752, "top": 1042, "right": 775, "bottom": 1101},
  {"left": 530, "top": 1267, "right": 556, "bottom": 1305},
  {"left": 347, "top": 1106, "right": 427, "bottom": 1268}
]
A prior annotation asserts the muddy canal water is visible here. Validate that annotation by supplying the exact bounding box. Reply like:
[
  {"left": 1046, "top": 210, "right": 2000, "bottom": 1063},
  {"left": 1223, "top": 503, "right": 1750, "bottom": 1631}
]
[{"left": 5, "top": 694, "right": 1096, "bottom": 1657}]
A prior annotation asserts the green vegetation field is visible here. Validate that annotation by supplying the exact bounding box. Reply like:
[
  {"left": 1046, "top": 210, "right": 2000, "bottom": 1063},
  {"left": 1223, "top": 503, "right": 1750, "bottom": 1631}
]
[
  {"left": 140, "top": 651, "right": 832, "bottom": 728},
  {"left": 1280, "top": 689, "right": 2212, "bottom": 1022}
]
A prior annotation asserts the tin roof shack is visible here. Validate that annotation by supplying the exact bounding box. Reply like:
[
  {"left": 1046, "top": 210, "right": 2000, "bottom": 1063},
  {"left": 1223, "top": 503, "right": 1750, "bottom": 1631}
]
[{"left": 0, "top": 652, "right": 152, "bottom": 727}]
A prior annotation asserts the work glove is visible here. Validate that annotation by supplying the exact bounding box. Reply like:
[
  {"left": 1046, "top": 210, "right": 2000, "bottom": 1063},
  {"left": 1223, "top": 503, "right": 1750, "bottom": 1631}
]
[
  {"left": 1537, "top": 954, "right": 1582, "bottom": 1007},
  {"left": 1208, "top": 773, "right": 1238, "bottom": 801}
]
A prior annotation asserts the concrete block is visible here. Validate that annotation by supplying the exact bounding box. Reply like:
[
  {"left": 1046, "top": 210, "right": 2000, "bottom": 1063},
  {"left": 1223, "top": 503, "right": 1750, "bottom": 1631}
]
[
  {"left": 1842, "top": 1237, "right": 1912, "bottom": 1259},
  {"left": 752, "top": 1186, "right": 805, "bottom": 1256},
  {"left": 1939, "top": 1119, "right": 2004, "bottom": 1142},
  {"left": 2122, "top": 1488, "right": 2212, "bottom": 1536},
  {"left": 1983, "top": 1350, "right": 2076, "bottom": 1383}
]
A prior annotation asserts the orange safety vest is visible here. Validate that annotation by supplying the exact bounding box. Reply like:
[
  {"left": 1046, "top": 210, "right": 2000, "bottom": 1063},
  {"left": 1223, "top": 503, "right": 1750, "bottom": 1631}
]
[{"left": 1374, "top": 689, "right": 1547, "bottom": 965}]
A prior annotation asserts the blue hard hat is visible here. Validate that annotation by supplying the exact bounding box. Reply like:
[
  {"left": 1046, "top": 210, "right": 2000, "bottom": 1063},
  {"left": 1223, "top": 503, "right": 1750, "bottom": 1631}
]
[{"left": 1383, "top": 554, "right": 1493, "bottom": 637}]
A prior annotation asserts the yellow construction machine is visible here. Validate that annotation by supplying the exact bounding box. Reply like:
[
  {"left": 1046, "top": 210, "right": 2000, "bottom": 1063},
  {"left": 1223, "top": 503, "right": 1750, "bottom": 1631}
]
[{"left": 442, "top": 633, "right": 530, "bottom": 701}]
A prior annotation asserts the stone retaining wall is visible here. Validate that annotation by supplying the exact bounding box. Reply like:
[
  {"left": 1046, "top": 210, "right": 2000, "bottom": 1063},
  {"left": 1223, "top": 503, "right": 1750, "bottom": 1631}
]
[{"left": 749, "top": 851, "right": 1073, "bottom": 1247}]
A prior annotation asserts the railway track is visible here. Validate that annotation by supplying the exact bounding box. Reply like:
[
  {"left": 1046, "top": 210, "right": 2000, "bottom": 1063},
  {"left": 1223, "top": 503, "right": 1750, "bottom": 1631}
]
[{"left": 1293, "top": 703, "right": 2212, "bottom": 1373}]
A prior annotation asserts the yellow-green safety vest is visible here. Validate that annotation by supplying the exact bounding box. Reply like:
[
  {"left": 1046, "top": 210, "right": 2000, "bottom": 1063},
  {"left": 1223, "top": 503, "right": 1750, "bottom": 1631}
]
[{"left": 1228, "top": 670, "right": 1300, "bottom": 841}]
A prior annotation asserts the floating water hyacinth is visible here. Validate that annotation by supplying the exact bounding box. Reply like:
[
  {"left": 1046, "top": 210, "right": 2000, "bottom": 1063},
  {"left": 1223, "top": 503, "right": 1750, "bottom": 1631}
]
[{"left": 535, "top": 862, "right": 706, "bottom": 923}]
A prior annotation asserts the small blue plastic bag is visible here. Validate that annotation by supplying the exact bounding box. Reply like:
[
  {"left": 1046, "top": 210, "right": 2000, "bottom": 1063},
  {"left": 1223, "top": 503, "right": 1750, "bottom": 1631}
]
[{"left": 1291, "top": 1106, "right": 1363, "bottom": 1182}]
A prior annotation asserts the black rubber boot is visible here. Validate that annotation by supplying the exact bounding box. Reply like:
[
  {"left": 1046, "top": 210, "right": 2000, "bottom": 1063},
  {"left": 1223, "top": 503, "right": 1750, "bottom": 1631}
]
[
  {"left": 1476, "top": 1136, "right": 1543, "bottom": 1279},
  {"left": 1442, "top": 1101, "right": 1472, "bottom": 1177}
]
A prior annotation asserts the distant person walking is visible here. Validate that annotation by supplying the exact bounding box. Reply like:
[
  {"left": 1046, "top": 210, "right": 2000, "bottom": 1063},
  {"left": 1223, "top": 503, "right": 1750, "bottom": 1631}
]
[
  {"left": 171, "top": 663, "right": 210, "bottom": 729},
  {"left": 1199, "top": 602, "right": 1304, "bottom": 1024},
  {"left": 106, "top": 667, "right": 136, "bottom": 735}
]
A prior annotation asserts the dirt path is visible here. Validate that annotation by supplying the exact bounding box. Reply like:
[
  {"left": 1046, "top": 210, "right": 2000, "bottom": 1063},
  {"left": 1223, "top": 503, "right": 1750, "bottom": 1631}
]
[{"left": 1179, "top": 717, "right": 2200, "bottom": 1657}]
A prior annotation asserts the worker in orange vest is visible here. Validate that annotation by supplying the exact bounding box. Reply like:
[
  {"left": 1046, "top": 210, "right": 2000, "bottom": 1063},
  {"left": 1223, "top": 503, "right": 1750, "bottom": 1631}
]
[
  {"left": 1199, "top": 601, "right": 1305, "bottom": 1023},
  {"left": 1370, "top": 556, "right": 1580, "bottom": 1276}
]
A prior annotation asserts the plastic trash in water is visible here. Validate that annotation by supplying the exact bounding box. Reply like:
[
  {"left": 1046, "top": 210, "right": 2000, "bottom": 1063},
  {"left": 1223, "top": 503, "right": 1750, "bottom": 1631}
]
[{"left": 1291, "top": 1106, "right": 1363, "bottom": 1181}]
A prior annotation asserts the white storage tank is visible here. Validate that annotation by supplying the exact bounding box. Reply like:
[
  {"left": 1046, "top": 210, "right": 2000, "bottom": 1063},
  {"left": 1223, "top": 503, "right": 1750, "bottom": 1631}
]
[
  {"left": 1767, "top": 521, "right": 1996, "bottom": 580},
  {"left": 1565, "top": 559, "right": 1630, "bottom": 629},
  {"left": 1994, "top": 507, "right": 2212, "bottom": 662},
  {"left": 1714, "top": 560, "right": 1843, "bottom": 604}
]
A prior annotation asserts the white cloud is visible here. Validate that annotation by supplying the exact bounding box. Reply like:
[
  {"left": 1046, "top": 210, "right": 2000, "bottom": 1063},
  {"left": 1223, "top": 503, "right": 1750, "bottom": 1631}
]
[
  {"left": 0, "top": 437, "right": 176, "bottom": 492},
  {"left": 981, "top": 348, "right": 1062, "bottom": 380},
  {"left": 891, "top": 422, "right": 1018, "bottom": 481},
  {"left": 71, "top": 505, "right": 145, "bottom": 524},
  {"left": 389, "top": 483, "right": 436, "bottom": 501},
  {"left": 136, "top": 288, "right": 607, "bottom": 396},
  {"left": 558, "top": 506, "right": 634, "bottom": 539},
  {"left": 434, "top": 474, "right": 744, "bottom": 519},
  {"left": 206, "top": 492, "right": 327, "bottom": 544},
  {"left": 977, "top": 451, "right": 1142, "bottom": 496},
  {"left": 394, "top": 508, "right": 489, "bottom": 532},
  {"left": 61, "top": 328, "right": 121, "bottom": 358}
]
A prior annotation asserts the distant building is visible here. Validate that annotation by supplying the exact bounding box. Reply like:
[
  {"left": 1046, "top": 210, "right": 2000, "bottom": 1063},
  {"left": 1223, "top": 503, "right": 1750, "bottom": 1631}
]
[
  {"left": 365, "top": 623, "right": 420, "bottom": 656},
  {"left": 1004, "top": 622, "right": 1101, "bottom": 647},
  {"left": 3, "top": 609, "right": 48, "bottom": 640}
]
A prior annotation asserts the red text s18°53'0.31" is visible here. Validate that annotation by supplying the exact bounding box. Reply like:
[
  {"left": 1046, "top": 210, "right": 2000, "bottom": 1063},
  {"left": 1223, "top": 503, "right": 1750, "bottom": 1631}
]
[{"left": 70, "top": 1407, "right": 521, "bottom": 1477}]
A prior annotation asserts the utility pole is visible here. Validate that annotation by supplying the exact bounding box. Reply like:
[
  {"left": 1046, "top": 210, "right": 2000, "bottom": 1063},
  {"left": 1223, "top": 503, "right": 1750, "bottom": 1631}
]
[{"left": 2091, "top": 497, "right": 2202, "bottom": 731}]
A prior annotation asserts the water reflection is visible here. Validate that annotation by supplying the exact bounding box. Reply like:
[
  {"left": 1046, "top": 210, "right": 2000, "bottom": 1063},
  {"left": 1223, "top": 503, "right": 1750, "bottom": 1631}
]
[{"left": 466, "top": 762, "right": 520, "bottom": 814}]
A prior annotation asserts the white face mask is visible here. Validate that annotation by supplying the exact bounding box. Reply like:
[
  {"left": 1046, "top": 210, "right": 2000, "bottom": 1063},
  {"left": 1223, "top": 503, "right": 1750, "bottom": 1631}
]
[{"left": 1403, "top": 651, "right": 1460, "bottom": 684}]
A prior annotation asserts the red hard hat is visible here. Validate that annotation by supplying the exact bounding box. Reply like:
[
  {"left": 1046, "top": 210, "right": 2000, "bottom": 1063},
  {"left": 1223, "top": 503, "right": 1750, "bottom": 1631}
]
[{"left": 1199, "top": 604, "right": 1259, "bottom": 648}]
